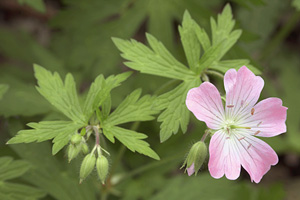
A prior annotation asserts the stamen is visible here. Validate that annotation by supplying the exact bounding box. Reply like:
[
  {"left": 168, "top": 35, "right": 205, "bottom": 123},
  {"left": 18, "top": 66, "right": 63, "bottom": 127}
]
[
  {"left": 226, "top": 137, "right": 230, "bottom": 139},
  {"left": 230, "top": 125, "right": 251, "bottom": 129},
  {"left": 226, "top": 128, "right": 230, "bottom": 134},
  {"left": 251, "top": 108, "right": 255, "bottom": 115},
  {"left": 241, "top": 100, "right": 244, "bottom": 106},
  {"left": 247, "top": 144, "right": 252, "bottom": 149},
  {"left": 254, "top": 131, "right": 260, "bottom": 136},
  {"left": 238, "top": 137, "right": 245, "bottom": 141},
  {"left": 257, "top": 121, "right": 262, "bottom": 127},
  {"left": 227, "top": 105, "right": 234, "bottom": 108}
]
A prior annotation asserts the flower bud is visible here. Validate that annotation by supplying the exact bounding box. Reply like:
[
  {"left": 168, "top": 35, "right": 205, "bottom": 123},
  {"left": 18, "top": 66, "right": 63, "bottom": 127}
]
[
  {"left": 71, "top": 134, "right": 82, "bottom": 145},
  {"left": 80, "top": 153, "right": 96, "bottom": 183},
  {"left": 96, "top": 155, "right": 109, "bottom": 184},
  {"left": 67, "top": 144, "right": 81, "bottom": 163},
  {"left": 182, "top": 141, "right": 207, "bottom": 176},
  {"left": 81, "top": 143, "right": 89, "bottom": 154}
]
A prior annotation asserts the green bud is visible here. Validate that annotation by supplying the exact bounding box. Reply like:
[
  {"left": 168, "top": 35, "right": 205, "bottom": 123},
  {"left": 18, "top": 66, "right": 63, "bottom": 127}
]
[
  {"left": 182, "top": 141, "right": 207, "bottom": 176},
  {"left": 80, "top": 153, "right": 96, "bottom": 183},
  {"left": 67, "top": 144, "right": 81, "bottom": 163},
  {"left": 96, "top": 155, "right": 109, "bottom": 184},
  {"left": 81, "top": 143, "right": 89, "bottom": 154},
  {"left": 80, "top": 127, "right": 86, "bottom": 136},
  {"left": 71, "top": 134, "right": 82, "bottom": 144}
]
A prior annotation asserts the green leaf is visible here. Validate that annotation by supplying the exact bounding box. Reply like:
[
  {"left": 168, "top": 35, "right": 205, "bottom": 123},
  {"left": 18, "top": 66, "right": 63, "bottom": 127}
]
[
  {"left": 197, "top": 41, "right": 226, "bottom": 73},
  {"left": 103, "top": 126, "right": 160, "bottom": 160},
  {"left": 83, "top": 72, "right": 131, "bottom": 120},
  {"left": 8, "top": 120, "right": 97, "bottom": 200},
  {"left": 0, "top": 182, "right": 46, "bottom": 200},
  {"left": 0, "top": 76, "right": 52, "bottom": 117},
  {"left": 34, "top": 64, "right": 86, "bottom": 124},
  {"left": 0, "top": 84, "right": 9, "bottom": 100},
  {"left": 210, "top": 4, "right": 242, "bottom": 62},
  {"left": 179, "top": 11, "right": 200, "bottom": 71},
  {"left": 7, "top": 121, "right": 82, "bottom": 155},
  {"left": 292, "top": 0, "right": 300, "bottom": 11},
  {"left": 210, "top": 60, "right": 261, "bottom": 74},
  {"left": 17, "top": 0, "right": 46, "bottom": 13},
  {"left": 112, "top": 34, "right": 196, "bottom": 81},
  {"left": 156, "top": 79, "right": 200, "bottom": 142},
  {"left": 0, "top": 157, "right": 45, "bottom": 200},
  {"left": 0, "top": 157, "right": 30, "bottom": 181},
  {"left": 105, "top": 89, "right": 159, "bottom": 126}
]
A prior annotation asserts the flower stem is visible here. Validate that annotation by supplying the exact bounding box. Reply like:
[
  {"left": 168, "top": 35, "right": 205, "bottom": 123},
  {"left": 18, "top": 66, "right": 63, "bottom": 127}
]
[
  {"left": 206, "top": 70, "right": 224, "bottom": 79},
  {"left": 201, "top": 130, "right": 210, "bottom": 142}
]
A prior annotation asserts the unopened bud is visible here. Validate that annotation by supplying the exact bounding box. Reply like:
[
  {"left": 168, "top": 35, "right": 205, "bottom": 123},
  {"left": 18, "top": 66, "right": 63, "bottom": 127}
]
[
  {"left": 81, "top": 143, "right": 89, "bottom": 154},
  {"left": 96, "top": 155, "right": 109, "bottom": 184},
  {"left": 80, "top": 153, "right": 96, "bottom": 183},
  {"left": 181, "top": 141, "right": 207, "bottom": 176},
  {"left": 71, "top": 134, "right": 82, "bottom": 144},
  {"left": 68, "top": 144, "right": 81, "bottom": 163}
]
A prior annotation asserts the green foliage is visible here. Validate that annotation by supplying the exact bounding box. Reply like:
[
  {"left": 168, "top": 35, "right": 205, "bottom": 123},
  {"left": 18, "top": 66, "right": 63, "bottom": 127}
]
[
  {"left": 103, "top": 126, "right": 159, "bottom": 160},
  {"left": 105, "top": 89, "right": 158, "bottom": 126},
  {"left": 7, "top": 121, "right": 82, "bottom": 155},
  {"left": 0, "top": 84, "right": 9, "bottom": 100},
  {"left": 292, "top": 0, "right": 300, "bottom": 11},
  {"left": 114, "top": 4, "right": 257, "bottom": 141},
  {"left": 0, "top": 157, "right": 46, "bottom": 200},
  {"left": 17, "top": 0, "right": 46, "bottom": 13},
  {"left": 83, "top": 72, "right": 131, "bottom": 120},
  {"left": 7, "top": 120, "right": 97, "bottom": 200},
  {"left": 102, "top": 89, "right": 160, "bottom": 160},
  {"left": 34, "top": 65, "right": 86, "bottom": 124},
  {"left": 0, "top": 75, "right": 52, "bottom": 117}
]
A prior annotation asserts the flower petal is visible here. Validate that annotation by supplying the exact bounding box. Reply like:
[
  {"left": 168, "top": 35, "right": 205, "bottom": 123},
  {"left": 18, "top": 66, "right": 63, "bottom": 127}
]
[
  {"left": 236, "top": 98, "right": 287, "bottom": 137},
  {"left": 186, "top": 82, "right": 225, "bottom": 129},
  {"left": 224, "top": 68, "right": 237, "bottom": 93},
  {"left": 208, "top": 130, "right": 241, "bottom": 180},
  {"left": 225, "top": 66, "right": 264, "bottom": 120},
  {"left": 232, "top": 130, "right": 278, "bottom": 183},
  {"left": 187, "top": 163, "right": 195, "bottom": 176}
]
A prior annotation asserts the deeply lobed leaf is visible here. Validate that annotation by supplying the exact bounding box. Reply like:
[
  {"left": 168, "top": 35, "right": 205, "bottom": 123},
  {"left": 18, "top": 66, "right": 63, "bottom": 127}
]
[
  {"left": 7, "top": 121, "right": 82, "bottom": 155},
  {"left": 105, "top": 89, "right": 159, "bottom": 126},
  {"left": 112, "top": 35, "right": 196, "bottom": 81},
  {"left": 103, "top": 126, "right": 160, "bottom": 160},
  {"left": 34, "top": 65, "right": 86, "bottom": 124}
]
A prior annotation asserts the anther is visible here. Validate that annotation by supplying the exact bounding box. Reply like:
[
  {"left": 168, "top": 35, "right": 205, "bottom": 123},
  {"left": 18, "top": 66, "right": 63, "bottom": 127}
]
[
  {"left": 226, "top": 137, "right": 230, "bottom": 139},
  {"left": 251, "top": 108, "right": 255, "bottom": 115},
  {"left": 241, "top": 100, "right": 244, "bottom": 106},
  {"left": 227, "top": 105, "right": 234, "bottom": 108},
  {"left": 254, "top": 131, "right": 260, "bottom": 136},
  {"left": 247, "top": 144, "right": 252, "bottom": 149},
  {"left": 238, "top": 137, "right": 245, "bottom": 141},
  {"left": 257, "top": 121, "right": 262, "bottom": 127}
]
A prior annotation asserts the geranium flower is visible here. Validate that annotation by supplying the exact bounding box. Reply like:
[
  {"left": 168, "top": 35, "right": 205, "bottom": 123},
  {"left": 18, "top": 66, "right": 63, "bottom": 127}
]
[{"left": 186, "top": 66, "right": 287, "bottom": 183}]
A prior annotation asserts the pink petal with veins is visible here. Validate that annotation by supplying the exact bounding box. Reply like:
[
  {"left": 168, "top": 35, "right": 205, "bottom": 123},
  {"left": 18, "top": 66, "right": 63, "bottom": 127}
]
[
  {"left": 234, "top": 130, "right": 278, "bottom": 183},
  {"left": 237, "top": 97, "right": 287, "bottom": 137},
  {"left": 225, "top": 66, "right": 264, "bottom": 119},
  {"left": 208, "top": 130, "right": 241, "bottom": 180},
  {"left": 186, "top": 82, "right": 225, "bottom": 129}
]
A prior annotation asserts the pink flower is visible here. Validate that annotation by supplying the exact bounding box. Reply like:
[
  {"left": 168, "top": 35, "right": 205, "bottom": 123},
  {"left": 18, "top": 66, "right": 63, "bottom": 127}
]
[{"left": 186, "top": 66, "right": 287, "bottom": 183}]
